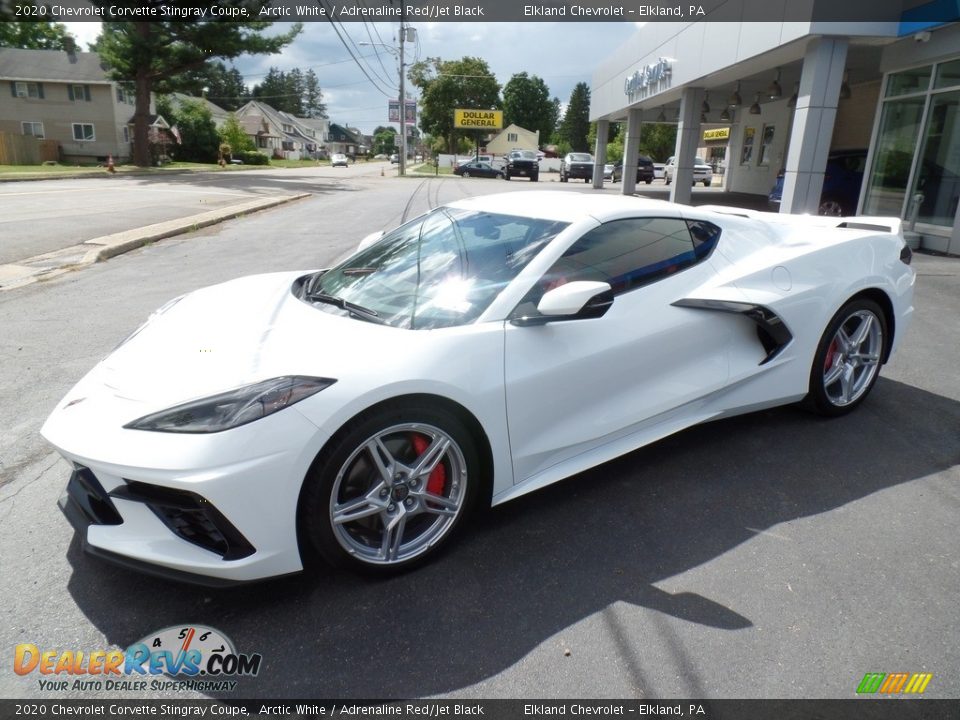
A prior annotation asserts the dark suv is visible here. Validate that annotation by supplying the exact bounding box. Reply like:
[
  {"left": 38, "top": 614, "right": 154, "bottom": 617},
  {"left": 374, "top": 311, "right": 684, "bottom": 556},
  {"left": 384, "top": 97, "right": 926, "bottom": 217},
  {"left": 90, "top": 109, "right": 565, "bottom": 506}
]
[
  {"left": 504, "top": 150, "right": 539, "bottom": 182},
  {"left": 768, "top": 149, "right": 867, "bottom": 216},
  {"left": 560, "top": 153, "right": 594, "bottom": 183},
  {"left": 615, "top": 155, "right": 655, "bottom": 184}
]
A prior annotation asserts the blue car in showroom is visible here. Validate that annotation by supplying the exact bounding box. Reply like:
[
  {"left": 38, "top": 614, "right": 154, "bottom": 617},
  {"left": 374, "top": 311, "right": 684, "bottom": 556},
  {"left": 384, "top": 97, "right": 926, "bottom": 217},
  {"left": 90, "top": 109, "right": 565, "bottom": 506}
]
[{"left": 769, "top": 149, "right": 867, "bottom": 216}]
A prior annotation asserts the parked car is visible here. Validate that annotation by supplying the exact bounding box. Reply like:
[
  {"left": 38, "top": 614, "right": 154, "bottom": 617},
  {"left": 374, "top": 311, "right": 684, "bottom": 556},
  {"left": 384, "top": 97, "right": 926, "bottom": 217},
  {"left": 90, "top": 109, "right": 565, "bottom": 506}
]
[
  {"left": 504, "top": 150, "right": 539, "bottom": 181},
  {"left": 453, "top": 161, "right": 503, "bottom": 179},
  {"left": 331, "top": 153, "right": 349, "bottom": 168},
  {"left": 664, "top": 156, "right": 713, "bottom": 186},
  {"left": 768, "top": 149, "right": 868, "bottom": 216},
  {"left": 560, "top": 153, "right": 594, "bottom": 183},
  {"left": 610, "top": 156, "right": 655, "bottom": 184},
  {"left": 653, "top": 162, "right": 666, "bottom": 180},
  {"left": 603, "top": 164, "right": 621, "bottom": 183},
  {"left": 44, "top": 192, "right": 914, "bottom": 581},
  {"left": 389, "top": 153, "right": 399, "bottom": 164}
]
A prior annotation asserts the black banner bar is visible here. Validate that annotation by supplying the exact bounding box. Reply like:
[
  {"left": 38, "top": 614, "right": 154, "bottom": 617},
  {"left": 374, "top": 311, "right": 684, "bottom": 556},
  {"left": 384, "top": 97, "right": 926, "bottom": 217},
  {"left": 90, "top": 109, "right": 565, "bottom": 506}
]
[
  {"left": 3, "top": 0, "right": 960, "bottom": 23},
  {"left": 1, "top": 700, "right": 958, "bottom": 720}
]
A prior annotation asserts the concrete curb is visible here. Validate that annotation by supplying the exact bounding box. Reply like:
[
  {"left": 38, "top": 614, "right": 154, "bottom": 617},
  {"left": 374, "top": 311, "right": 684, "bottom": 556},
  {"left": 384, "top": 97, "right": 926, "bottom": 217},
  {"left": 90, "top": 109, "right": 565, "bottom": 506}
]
[{"left": 0, "top": 192, "right": 309, "bottom": 291}]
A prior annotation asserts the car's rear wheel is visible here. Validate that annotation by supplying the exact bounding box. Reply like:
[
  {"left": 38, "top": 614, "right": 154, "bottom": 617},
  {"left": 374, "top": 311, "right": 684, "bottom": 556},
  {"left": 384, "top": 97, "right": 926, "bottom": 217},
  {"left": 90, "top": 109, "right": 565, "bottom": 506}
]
[
  {"left": 819, "top": 198, "right": 845, "bottom": 216},
  {"left": 703, "top": 180, "right": 711, "bottom": 187},
  {"left": 645, "top": 178, "right": 652, "bottom": 184},
  {"left": 665, "top": 175, "right": 671, "bottom": 185},
  {"left": 301, "top": 404, "right": 478, "bottom": 573},
  {"left": 505, "top": 173, "right": 511, "bottom": 181},
  {"left": 462, "top": 171, "right": 471, "bottom": 178},
  {"left": 807, "top": 298, "right": 887, "bottom": 416},
  {"left": 531, "top": 174, "right": 539, "bottom": 182},
  {"left": 560, "top": 173, "right": 567, "bottom": 182}
]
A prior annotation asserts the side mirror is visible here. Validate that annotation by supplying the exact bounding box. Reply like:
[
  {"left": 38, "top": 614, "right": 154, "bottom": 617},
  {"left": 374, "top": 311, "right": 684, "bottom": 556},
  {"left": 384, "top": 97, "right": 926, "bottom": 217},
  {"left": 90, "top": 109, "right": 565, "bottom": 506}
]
[
  {"left": 356, "top": 230, "right": 384, "bottom": 252},
  {"left": 512, "top": 281, "right": 614, "bottom": 326}
]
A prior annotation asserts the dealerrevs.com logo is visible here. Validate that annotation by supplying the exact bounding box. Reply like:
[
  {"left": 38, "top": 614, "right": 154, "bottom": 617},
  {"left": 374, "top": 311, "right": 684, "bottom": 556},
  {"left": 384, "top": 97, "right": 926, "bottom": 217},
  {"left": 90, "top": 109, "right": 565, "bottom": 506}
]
[{"left": 14, "top": 625, "right": 261, "bottom": 693}]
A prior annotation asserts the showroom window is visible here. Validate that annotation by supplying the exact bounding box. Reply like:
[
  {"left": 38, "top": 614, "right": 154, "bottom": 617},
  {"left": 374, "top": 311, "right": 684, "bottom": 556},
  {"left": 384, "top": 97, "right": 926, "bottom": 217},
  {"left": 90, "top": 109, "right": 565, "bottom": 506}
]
[{"left": 864, "top": 59, "right": 960, "bottom": 228}]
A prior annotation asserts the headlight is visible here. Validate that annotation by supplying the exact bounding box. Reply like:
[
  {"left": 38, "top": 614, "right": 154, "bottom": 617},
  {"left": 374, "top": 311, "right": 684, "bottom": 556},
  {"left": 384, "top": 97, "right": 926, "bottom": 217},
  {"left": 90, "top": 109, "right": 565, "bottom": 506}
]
[{"left": 124, "top": 376, "right": 336, "bottom": 433}]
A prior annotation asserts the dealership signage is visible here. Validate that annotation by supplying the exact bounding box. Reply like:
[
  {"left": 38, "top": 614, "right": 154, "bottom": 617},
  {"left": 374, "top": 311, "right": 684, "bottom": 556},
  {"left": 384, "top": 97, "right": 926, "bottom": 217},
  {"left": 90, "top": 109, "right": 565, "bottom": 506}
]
[
  {"left": 624, "top": 58, "right": 672, "bottom": 99},
  {"left": 454, "top": 109, "right": 504, "bottom": 129}
]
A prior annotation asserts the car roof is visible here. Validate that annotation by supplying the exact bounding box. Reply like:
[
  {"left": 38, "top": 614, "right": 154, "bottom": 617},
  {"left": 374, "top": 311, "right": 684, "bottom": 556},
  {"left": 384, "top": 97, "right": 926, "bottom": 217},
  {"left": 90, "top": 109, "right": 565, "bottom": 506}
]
[{"left": 444, "top": 191, "right": 677, "bottom": 223}]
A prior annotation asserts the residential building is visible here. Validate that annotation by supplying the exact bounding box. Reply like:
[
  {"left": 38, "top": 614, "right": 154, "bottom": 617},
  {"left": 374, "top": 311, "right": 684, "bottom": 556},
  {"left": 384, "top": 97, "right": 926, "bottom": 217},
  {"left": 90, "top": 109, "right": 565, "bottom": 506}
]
[
  {"left": 234, "top": 100, "right": 324, "bottom": 159},
  {"left": 486, "top": 124, "right": 541, "bottom": 155},
  {"left": 327, "top": 123, "right": 365, "bottom": 158},
  {"left": 0, "top": 47, "right": 144, "bottom": 163}
]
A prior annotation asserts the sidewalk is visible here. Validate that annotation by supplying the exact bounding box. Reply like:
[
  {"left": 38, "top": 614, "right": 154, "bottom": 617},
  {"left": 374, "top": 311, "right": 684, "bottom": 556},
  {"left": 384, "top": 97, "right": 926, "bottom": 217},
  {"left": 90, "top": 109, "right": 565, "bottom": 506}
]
[{"left": 0, "top": 193, "right": 308, "bottom": 292}]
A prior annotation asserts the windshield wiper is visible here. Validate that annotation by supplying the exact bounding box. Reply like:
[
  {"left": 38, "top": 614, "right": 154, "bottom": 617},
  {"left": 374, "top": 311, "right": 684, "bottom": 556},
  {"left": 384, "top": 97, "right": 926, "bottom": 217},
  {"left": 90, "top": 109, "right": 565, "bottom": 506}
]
[{"left": 305, "top": 291, "right": 387, "bottom": 325}]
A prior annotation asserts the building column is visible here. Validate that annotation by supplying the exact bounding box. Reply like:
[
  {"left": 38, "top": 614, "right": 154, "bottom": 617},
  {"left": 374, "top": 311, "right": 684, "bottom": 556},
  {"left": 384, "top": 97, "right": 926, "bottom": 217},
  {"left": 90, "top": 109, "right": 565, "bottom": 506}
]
[
  {"left": 670, "top": 87, "right": 704, "bottom": 205},
  {"left": 780, "top": 37, "right": 848, "bottom": 214},
  {"left": 593, "top": 119, "right": 609, "bottom": 189},
  {"left": 621, "top": 109, "right": 642, "bottom": 195}
]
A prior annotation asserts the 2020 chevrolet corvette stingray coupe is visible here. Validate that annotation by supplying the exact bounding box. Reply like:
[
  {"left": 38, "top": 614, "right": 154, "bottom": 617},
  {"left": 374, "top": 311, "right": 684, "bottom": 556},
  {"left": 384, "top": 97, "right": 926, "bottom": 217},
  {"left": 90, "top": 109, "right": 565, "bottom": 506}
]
[{"left": 43, "top": 192, "right": 915, "bottom": 583}]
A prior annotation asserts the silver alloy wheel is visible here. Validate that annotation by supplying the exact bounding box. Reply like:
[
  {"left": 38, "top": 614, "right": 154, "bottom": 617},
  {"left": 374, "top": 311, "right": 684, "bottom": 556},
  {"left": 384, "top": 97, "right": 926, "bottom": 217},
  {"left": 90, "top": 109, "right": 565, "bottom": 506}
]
[
  {"left": 822, "top": 309, "right": 883, "bottom": 407},
  {"left": 329, "top": 423, "right": 468, "bottom": 565}
]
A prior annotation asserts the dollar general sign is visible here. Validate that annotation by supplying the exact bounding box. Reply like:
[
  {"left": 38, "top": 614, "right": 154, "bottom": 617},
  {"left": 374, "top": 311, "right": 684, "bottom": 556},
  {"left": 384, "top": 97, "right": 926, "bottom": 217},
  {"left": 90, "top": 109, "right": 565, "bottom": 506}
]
[{"left": 454, "top": 109, "right": 503, "bottom": 129}]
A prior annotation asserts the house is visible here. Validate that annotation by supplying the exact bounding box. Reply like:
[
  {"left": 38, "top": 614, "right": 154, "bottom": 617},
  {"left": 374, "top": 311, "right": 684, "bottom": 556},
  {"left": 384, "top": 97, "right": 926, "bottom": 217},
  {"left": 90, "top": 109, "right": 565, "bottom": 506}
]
[
  {"left": 326, "top": 123, "right": 366, "bottom": 158},
  {"left": 0, "top": 47, "right": 146, "bottom": 164},
  {"left": 234, "top": 100, "right": 325, "bottom": 159},
  {"left": 166, "top": 92, "right": 231, "bottom": 129},
  {"left": 486, "top": 124, "right": 540, "bottom": 156}
]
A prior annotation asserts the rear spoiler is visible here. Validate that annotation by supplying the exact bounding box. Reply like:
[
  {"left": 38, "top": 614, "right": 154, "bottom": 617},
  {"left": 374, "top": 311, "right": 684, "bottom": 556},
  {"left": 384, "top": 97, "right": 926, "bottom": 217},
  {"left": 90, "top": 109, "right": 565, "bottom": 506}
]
[{"left": 696, "top": 206, "right": 903, "bottom": 237}]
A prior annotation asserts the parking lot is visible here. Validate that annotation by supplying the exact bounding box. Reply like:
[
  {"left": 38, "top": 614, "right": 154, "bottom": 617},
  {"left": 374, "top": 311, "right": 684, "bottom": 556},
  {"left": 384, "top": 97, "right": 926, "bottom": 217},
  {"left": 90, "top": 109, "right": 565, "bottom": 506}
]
[{"left": 0, "top": 175, "right": 957, "bottom": 701}]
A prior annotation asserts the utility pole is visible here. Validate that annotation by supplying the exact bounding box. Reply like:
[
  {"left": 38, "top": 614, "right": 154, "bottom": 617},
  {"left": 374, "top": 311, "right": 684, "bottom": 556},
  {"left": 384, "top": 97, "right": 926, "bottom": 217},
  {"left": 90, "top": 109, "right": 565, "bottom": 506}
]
[{"left": 398, "top": 15, "right": 407, "bottom": 177}]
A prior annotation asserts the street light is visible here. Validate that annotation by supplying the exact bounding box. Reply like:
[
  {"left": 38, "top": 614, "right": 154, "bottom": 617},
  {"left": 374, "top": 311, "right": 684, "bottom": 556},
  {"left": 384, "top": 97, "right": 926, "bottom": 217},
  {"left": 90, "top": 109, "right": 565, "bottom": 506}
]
[{"left": 360, "top": 23, "right": 415, "bottom": 176}]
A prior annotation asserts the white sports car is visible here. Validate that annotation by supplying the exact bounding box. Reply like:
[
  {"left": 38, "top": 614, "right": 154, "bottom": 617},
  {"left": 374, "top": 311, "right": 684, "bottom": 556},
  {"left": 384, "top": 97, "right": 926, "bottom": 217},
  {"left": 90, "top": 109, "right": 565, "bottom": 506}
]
[{"left": 43, "top": 192, "right": 915, "bottom": 584}]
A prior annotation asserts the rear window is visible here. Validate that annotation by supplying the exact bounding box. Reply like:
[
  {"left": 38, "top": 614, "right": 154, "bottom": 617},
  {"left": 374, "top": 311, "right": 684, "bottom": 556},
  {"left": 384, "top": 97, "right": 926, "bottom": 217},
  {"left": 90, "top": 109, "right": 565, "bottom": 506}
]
[{"left": 568, "top": 154, "right": 592, "bottom": 162}]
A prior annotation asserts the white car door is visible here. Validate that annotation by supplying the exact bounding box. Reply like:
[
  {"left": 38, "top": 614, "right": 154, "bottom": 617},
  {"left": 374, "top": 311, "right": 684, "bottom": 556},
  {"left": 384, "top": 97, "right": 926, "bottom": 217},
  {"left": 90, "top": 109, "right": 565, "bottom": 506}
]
[{"left": 503, "top": 216, "right": 731, "bottom": 487}]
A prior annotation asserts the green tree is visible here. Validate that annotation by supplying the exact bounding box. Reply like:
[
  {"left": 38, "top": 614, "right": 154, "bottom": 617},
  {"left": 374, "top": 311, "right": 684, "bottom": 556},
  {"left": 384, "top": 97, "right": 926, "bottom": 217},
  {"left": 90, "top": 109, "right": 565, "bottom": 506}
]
[
  {"left": 219, "top": 113, "right": 255, "bottom": 154},
  {"left": 0, "top": 21, "right": 73, "bottom": 50},
  {"left": 640, "top": 123, "right": 677, "bottom": 162},
  {"left": 302, "top": 69, "right": 327, "bottom": 118},
  {"left": 373, "top": 126, "right": 397, "bottom": 155},
  {"left": 91, "top": 13, "right": 300, "bottom": 166},
  {"left": 559, "top": 82, "right": 591, "bottom": 152},
  {"left": 502, "top": 73, "right": 554, "bottom": 142},
  {"left": 161, "top": 97, "right": 219, "bottom": 163},
  {"left": 174, "top": 61, "right": 248, "bottom": 111},
  {"left": 408, "top": 56, "right": 500, "bottom": 154}
]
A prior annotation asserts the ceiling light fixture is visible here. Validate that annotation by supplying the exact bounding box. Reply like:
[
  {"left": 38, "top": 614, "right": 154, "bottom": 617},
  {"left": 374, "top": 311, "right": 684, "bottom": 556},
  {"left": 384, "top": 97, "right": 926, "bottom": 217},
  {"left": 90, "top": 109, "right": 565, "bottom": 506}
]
[
  {"left": 728, "top": 81, "right": 742, "bottom": 107},
  {"left": 750, "top": 92, "right": 762, "bottom": 114},
  {"left": 767, "top": 68, "right": 782, "bottom": 99}
]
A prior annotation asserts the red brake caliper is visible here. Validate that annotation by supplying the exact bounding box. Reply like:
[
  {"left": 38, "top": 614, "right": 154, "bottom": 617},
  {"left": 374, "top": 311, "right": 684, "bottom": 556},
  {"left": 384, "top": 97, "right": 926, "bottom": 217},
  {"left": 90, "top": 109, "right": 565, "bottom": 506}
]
[
  {"left": 824, "top": 338, "right": 838, "bottom": 371},
  {"left": 411, "top": 434, "right": 446, "bottom": 495}
]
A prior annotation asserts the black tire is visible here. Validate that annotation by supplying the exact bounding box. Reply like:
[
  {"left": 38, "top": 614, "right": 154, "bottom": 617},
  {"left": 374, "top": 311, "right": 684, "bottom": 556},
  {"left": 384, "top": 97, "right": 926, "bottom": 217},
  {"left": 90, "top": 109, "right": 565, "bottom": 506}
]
[
  {"left": 560, "top": 173, "right": 567, "bottom": 182},
  {"left": 703, "top": 180, "right": 711, "bottom": 187},
  {"left": 300, "top": 403, "right": 480, "bottom": 573},
  {"left": 585, "top": 178, "right": 590, "bottom": 183},
  {"left": 505, "top": 173, "right": 511, "bottom": 181},
  {"left": 496, "top": 172, "right": 504, "bottom": 179},
  {"left": 806, "top": 298, "right": 888, "bottom": 417},
  {"left": 462, "top": 171, "right": 471, "bottom": 178},
  {"left": 819, "top": 198, "right": 845, "bottom": 216},
  {"left": 645, "top": 179, "right": 652, "bottom": 185},
  {"left": 531, "top": 174, "right": 539, "bottom": 182},
  {"left": 665, "top": 175, "right": 671, "bottom": 185}
]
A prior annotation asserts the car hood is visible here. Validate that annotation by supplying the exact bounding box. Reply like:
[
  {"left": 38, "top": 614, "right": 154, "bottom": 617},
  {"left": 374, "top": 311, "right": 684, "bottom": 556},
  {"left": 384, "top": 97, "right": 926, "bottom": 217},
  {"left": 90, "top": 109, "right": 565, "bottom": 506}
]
[{"left": 90, "top": 271, "right": 395, "bottom": 410}]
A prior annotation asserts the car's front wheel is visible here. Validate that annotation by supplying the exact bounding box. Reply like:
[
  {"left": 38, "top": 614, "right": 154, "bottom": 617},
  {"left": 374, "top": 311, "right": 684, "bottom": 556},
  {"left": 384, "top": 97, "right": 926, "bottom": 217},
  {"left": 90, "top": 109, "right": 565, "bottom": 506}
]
[
  {"left": 807, "top": 298, "right": 887, "bottom": 416},
  {"left": 462, "top": 171, "right": 471, "bottom": 178},
  {"left": 819, "top": 198, "right": 845, "bottom": 216},
  {"left": 300, "top": 404, "right": 478, "bottom": 573}
]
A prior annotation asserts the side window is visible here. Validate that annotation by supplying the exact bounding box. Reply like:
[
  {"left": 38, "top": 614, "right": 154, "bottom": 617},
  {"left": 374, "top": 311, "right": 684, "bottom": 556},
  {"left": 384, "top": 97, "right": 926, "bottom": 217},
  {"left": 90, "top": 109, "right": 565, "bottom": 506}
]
[{"left": 545, "top": 217, "right": 701, "bottom": 296}]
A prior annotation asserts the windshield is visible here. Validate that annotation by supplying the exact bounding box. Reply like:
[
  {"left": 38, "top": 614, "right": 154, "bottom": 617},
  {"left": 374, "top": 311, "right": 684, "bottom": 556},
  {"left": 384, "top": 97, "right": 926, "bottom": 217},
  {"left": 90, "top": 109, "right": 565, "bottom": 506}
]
[{"left": 309, "top": 208, "right": 568, "bottom": 329}]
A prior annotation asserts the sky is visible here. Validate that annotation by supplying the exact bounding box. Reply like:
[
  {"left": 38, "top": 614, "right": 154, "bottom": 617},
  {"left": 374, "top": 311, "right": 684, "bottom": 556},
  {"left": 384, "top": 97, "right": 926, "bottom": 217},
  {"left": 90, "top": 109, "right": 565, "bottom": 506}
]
[{"left": 63, "top": 21, "right": 640, "bottom": 135}]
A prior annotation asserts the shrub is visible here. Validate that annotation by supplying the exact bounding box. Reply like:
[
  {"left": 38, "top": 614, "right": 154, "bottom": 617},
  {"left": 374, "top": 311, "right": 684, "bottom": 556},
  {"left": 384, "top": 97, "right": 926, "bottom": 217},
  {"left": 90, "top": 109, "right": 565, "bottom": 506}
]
[{"left": 234, "top": 150, "right": 270, "bottom": 165}]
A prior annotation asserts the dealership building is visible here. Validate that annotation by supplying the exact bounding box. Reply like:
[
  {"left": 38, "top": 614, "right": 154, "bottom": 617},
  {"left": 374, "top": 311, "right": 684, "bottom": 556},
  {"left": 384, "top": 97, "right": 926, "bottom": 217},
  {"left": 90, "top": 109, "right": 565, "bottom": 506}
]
[{"left": 590, "top": 11, "right": 960, "bottom": 254}]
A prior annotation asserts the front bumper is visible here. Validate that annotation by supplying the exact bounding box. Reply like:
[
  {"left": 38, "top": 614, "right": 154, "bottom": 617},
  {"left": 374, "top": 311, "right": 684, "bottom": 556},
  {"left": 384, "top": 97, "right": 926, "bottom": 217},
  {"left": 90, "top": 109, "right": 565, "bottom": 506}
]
[{"left": 44, "top": 389, "right": 327, "bottom": 584}]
